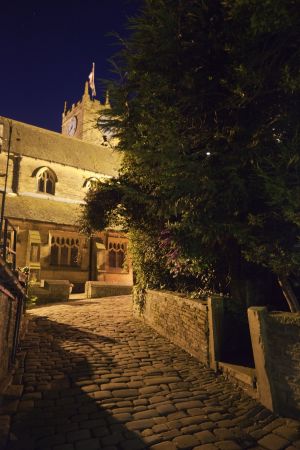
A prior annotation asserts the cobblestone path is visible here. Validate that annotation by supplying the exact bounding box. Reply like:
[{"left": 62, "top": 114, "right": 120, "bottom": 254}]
[{"left": 4, "top": 296, "right": 300, "bottom": 450}]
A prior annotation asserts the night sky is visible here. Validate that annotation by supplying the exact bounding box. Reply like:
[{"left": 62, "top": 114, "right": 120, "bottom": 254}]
[{"left": 1, "top": 0, "right": 139, "bottom": 132}]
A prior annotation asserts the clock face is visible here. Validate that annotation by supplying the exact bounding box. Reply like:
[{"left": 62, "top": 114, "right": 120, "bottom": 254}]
[{"left": 67, "top": 116, "right": 77, "bottom": 136}]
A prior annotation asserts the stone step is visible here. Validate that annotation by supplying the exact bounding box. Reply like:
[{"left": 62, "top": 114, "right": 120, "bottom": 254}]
[{"left": 218, "top": 362, "right": 258, "bottom": 398}]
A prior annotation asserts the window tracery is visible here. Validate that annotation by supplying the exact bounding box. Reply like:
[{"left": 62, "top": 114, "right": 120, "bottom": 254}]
[
  {"left": 108, "top": 242, "right": 126, "bottom": 270},
  {"left": 50, "top": 236, "right": 80, "bottom": 266},
  {"left": 36, "top": 168, "right": 57, "bottom": 195}
]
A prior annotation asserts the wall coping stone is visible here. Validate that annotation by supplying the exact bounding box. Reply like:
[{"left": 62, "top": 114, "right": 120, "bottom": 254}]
[
  {"left": 147, "top": 289, "right": 208, "bottom": 312},
  {"left": 43, "top": 279, "right": 71, "bottom": 287},
  {"left": 268, "top": 311, "right": 300, "bottom": 325}
]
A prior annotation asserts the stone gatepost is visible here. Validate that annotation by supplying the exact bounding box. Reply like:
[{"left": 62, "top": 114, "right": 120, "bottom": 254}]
[
  {"left": 208, "top": 295, "right": 225, "bottom": 370},
  {"left": 247, "top": 307, "right": 274, "bottom": 411}
]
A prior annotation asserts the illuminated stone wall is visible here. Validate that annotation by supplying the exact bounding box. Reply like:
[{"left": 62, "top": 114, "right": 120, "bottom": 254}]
[
  {"left": 133, "top": 290, "right": 209, "bottom": 365},
  {"left": 16, "top": 156, "right": 108, "bottom": 203},
  {"left": 0, "top": 115, "right": 132, "bottom": 289}
]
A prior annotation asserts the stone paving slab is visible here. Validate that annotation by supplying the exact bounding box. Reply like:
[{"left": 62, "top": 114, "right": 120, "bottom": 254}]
[{"left": 1, "top": 295, "right": 299, "bottom": 450}]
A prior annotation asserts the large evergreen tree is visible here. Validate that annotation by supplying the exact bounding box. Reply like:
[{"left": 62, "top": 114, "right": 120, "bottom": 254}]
[{"left": 82, "top": 0, "right": 300, "bottom": 311}]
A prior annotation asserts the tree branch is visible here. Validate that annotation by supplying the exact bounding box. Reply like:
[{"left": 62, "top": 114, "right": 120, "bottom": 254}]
[{"left": 278, "top": 275, "right": 300, "bottom": 312}]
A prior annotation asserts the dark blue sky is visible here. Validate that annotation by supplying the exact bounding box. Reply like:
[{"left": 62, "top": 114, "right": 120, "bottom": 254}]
[{"left": 1, "top": 0, "right": 139, "bottom": 132}]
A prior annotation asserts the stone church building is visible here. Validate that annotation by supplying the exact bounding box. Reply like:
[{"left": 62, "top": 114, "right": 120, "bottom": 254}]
[{"left": 0, "top": 83, "right": 132, "bottom": 292}]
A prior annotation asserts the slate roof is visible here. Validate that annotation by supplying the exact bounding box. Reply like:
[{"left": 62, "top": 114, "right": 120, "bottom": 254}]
[
  {"left": 0, "top": 116, "right": 121, "bottom": 176},
  {"left": 5, "top": 196, "right": 82, "bottom": 226}
]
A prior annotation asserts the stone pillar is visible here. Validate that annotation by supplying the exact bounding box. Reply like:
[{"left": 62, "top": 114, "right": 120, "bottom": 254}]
[
  {"left": 208, "top": 295, "right": 224, "bottom": 370},
  {"left": 247, "top": 307, "right": 274, "bottom": 411}
]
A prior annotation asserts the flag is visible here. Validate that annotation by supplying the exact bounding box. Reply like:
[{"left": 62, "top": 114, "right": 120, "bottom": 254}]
[{"left": 88, "top": 62, "right": 96, "bottom": 97}]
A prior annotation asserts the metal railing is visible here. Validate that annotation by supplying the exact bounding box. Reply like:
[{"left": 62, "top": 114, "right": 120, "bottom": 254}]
[
  {"left": 0, "top": 121, "right": 25, "bottom": 366},
  {"left": 0, "top": 219, "right": 26, "bottom": 366}
]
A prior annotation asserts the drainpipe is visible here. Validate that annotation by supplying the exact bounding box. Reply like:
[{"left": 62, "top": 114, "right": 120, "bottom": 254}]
[{"left": 12, "top": 155, "right": 21, "bottom": 194}]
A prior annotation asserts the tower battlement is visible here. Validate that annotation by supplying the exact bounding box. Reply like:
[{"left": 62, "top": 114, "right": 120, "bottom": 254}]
[{"left": 61, "top": 82, "right": 110, "bottom": 146}]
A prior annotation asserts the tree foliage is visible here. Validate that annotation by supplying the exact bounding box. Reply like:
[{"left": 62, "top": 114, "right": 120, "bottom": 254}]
[{"left": 82, "top": 0, "right": 300, "bottom": 310}]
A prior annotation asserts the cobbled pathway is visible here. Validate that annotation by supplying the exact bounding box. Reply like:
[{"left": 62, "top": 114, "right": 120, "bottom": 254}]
[{"left": 3, "top": 295, "right": 300, "bottom": 450}]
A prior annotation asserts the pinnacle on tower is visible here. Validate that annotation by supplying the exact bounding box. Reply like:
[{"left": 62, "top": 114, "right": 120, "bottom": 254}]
[
  {"left": 83, "top": 81, "right": 90, "bottom": 101},
  {"left": 105, "top": 90, "right": 111, "bottom": 107}
]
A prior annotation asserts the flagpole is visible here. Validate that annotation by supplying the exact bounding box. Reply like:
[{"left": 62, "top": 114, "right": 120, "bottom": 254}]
[
  {"left": 88, "top": 62, "right": 96, "bottom": 100},
  {"left": 93, "top": 62, "right": 95, "bottom": 101}
]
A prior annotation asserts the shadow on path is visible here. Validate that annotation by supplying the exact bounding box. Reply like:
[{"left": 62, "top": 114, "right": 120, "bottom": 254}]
[
  {"left": 6, "top": 296, "right": 299, "bottom": 450},
  {"left": 7, "top": 316, "right": 146, "bottom": 450}
]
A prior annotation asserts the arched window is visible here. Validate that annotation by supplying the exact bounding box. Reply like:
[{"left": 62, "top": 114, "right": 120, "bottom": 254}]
[
  {"left": 109, "top": 249, "right": 117, "bottom": 267},
  {"left": 50, "top": 235, "right": 80, "bottom": 266},
  {"left": 36, "top": 168, "right": 57, "bottom": 195},
  {"left": 83, "top": 177, "right": 99, "bottom": 191},
  {"left": 108, "top": 241, "right": 127, "bottom": 270},
  {"left": 60, "top": 243, "right": 69, "bottom": 265},
  {"left": 50, "top": 237, "right": 59, "bottom": 265}
]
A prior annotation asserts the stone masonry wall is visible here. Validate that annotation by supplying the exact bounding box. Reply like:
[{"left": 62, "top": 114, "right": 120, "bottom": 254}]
[
  {"left": 85, "top": 282, "right": 132, "bottom": 299},
  {"left": 265, "top": 312, "right": 300, "bottom": 417},
  {"left": 133, "top": 290, "right": 209, "bottom": 365},
  {"left": 0, "top": 291, "right": 17, "bottom": 388},
  {"left": 17, "top": 155, "right": 107, "bottom": 202}
]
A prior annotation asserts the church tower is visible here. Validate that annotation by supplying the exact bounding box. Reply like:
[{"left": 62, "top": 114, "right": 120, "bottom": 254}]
[{"left": 61, "top": 82, "right": 111, "bottom": 146}]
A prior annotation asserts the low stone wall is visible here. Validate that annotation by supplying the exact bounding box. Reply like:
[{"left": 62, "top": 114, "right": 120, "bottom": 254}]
[
  {"left": 85, "top": 282, "right": 132, "bottom": 299},
  {"left": 30, "top": 279, "right": 71, "bottom": 304},
  {"left": 248, "top": 307, "right": 300, "bottom": 418},
  {"left": 133, "top": 290, "right": 209, "bottom": 365},
  {"left": 0, "top": 291, "right": 17, "bottom": 389}
]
